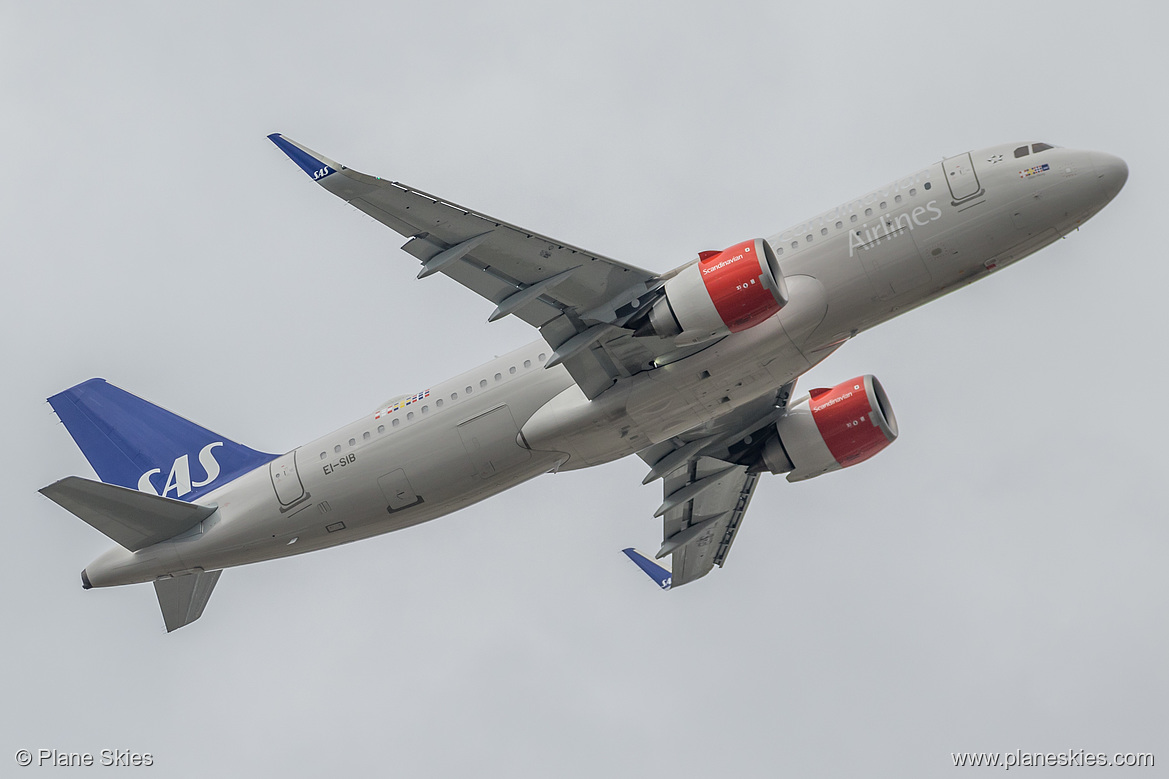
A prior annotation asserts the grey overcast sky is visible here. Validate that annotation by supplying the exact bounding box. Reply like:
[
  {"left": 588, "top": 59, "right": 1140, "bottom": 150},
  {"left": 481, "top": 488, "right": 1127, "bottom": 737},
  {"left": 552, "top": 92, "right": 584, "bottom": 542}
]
[{"left": 3, "top": 1, "right": 1166, "bottom": 776}]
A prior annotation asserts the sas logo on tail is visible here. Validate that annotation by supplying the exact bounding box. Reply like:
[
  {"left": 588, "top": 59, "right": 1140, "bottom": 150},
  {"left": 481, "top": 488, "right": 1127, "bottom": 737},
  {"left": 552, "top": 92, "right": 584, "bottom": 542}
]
[{"left": 138, "top": 442, "right": 224, "bottom": 498}]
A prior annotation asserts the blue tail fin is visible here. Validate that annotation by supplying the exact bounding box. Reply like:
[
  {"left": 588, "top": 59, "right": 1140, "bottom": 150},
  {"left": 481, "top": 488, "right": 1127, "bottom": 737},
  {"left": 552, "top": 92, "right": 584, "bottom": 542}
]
[{"left": 48, "top": 379, "right": 276, "bottom": 502}]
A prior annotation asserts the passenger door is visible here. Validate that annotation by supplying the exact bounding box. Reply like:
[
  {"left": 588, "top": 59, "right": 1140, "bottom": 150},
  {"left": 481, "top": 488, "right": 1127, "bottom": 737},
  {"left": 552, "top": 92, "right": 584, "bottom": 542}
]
[
  {"left": 941, "top": 152, "right": 984, "bottom": 203},
  {"left": 269, "top": 451, "right": 309, "bottom": 512}
]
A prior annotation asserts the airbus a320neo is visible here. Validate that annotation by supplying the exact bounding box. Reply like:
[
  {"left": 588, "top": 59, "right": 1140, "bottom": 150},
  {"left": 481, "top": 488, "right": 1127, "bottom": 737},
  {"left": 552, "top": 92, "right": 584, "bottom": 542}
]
[{"left": 40, "top": 136, "right": 1126, "bottom": 630}]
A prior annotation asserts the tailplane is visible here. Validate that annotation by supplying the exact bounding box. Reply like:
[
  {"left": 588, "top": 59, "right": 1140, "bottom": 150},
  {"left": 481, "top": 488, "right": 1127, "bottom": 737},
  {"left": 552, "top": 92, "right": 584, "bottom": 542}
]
[
  {"left": 39, "top": 476, "right": 216, "bottom": 552},
  {"left": 48, "top": 378, "right": 275, "bottom": 502}
]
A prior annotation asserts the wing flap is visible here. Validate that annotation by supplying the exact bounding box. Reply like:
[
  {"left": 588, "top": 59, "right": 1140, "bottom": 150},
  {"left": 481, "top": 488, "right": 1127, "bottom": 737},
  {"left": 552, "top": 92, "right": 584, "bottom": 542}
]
[
  {"left": 40, "top": 476, "right": 216, "bottom": 552},
  {"left": 661, "top": 458, "right": 759, "bottom": 587},
  {"left": 624, "top": 387, "right": 798, "bottom": 589}
]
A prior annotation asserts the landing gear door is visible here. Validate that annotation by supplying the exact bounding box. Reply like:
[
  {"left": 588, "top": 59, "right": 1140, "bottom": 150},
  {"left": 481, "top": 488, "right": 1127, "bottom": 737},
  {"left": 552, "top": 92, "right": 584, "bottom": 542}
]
[
  {"left": 270, "top": 451, "right": 309, "bottom": 511},
  {"left": 942, "top": 152, "right": 984, "bottom": 204}
]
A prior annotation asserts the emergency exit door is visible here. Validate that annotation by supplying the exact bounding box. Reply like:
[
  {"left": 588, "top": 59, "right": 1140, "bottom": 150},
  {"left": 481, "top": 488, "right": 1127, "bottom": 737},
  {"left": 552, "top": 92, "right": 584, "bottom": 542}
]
[{"left": 270, "top": 451, "right": 308, "bottom": 511}]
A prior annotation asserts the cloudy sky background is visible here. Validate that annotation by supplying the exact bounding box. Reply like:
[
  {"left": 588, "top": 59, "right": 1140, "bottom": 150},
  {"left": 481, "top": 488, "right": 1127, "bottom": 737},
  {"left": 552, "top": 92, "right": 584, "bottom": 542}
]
[{"left": 3, "top": 1, "right": 1165, "bottom": 775}]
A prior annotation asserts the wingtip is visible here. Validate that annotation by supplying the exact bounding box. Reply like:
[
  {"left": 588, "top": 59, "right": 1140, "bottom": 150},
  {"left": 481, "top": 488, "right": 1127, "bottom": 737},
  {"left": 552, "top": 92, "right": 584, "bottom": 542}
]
[
  {"left": 268, "top": 133, "right": 338, "bottom": 181},
  {"left": 622, "top": 548, "right": 672, "bottom": 590}
]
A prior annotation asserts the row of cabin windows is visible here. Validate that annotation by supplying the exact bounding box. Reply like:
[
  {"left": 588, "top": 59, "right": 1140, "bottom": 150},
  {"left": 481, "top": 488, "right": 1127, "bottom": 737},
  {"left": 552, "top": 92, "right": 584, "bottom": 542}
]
[
  {"left": 776, "top": 181, "right": 932, "bottom": 254},
  {"left": 318, "top": 352, "right": 547, "bottom": 459}
]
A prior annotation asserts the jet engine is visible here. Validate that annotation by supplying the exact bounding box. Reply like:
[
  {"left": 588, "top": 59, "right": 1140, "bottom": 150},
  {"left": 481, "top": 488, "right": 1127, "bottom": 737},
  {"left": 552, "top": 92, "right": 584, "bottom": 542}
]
[
  {"left": 757, "top": 375, "right": 898, "bottom": 482},
  {"left": 633, "top": 238, "right": 788, "bottom": 344}
]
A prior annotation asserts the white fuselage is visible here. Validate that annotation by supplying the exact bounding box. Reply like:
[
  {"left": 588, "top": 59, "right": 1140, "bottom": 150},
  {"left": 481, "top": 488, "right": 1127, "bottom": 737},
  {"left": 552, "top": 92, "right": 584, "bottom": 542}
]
[{"left": 84, "top": 143, "right": 1126, "bottom": 587}]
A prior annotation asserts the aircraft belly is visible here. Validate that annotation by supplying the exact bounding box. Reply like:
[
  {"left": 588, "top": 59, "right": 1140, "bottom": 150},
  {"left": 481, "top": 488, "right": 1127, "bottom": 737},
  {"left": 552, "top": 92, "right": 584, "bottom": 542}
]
[
  {"left": 162, "top": 409, "right": 563, "bottom": 574},
  {"left": 525, "top": 314, "right": 816, "bottom": 469}
]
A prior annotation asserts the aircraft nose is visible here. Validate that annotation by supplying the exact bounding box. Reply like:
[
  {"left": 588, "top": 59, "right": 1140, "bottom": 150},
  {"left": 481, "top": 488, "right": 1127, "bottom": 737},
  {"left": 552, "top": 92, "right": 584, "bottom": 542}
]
[{"left": 1092, "top": 152, "right": 1128, "bottom": 200}]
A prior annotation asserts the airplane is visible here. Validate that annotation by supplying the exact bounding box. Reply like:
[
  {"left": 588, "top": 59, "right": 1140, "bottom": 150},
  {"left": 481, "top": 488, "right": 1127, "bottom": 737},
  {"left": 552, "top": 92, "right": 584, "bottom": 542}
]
[{"left": 40, "top": 135, "right": 1127, "bottom": 631}]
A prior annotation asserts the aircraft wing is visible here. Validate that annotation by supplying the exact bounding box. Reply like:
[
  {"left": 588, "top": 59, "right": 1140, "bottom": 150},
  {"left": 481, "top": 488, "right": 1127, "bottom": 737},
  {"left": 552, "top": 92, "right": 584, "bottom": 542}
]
[
  {"left": 270, "top": 134, "right": 672, "bottom": 398},
  {"left": 623, "top": 382, "right": 795, "bottom": 588},
  {"left": 652, "top": 457, "right": 760, "bottom": 588}
]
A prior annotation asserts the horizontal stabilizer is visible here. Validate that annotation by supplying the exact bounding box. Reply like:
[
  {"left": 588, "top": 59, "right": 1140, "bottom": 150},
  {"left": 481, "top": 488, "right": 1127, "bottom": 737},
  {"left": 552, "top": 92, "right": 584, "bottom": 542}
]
[
  {"left": 154, "top": 569, "right": 222, "bottom": 632},
  {"left": 621, "top": 548, "right": 672, "bottom": 590},
  {"left": 40, "top": 476, "right": 216, "bottom": 552}
]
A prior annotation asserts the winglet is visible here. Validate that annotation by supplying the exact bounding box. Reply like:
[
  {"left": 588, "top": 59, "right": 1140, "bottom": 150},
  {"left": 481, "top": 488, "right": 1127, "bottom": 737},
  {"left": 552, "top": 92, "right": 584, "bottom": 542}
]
[
  {"left": 622, "top": 548, "right": 672, "bottom": 590},
  {"left": 268, "top": 133, "right": 341, "bottom": 181}
]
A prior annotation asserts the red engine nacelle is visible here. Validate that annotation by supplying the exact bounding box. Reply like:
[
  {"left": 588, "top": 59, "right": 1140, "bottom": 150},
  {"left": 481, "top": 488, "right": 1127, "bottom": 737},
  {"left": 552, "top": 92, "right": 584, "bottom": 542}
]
[
  {"left": 634, "top": 238, "right": 788, "bottom": 344},
  {"left": 760, "top": 375, "right": 898, "bottom": 482}
]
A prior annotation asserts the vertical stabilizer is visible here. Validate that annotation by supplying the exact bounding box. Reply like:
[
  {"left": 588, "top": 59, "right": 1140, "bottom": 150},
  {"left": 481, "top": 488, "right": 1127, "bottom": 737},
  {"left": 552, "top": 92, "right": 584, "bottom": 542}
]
[
  {"left": 48, "top": 379, "right": 275, "bottom": 502},
  {"left": 154, "top": 570, "right": 222, "bottom": 632}
]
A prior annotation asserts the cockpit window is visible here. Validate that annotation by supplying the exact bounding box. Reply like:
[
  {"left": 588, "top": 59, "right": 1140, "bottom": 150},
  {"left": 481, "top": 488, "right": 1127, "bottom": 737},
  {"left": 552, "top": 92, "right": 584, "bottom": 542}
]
[
  {"left": 1032, "top": 142, "right": 1054, "bottom": 153},
  {"left": 1014, "top": 145, "right": 1030, "bottom": 158}
]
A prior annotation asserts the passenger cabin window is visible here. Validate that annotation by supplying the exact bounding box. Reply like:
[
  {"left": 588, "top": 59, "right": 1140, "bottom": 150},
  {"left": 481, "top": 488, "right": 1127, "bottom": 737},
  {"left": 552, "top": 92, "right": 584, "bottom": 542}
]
[
  {"left": 1014, "top": 145, "right": 1030, "bottom": 158},
  {"left": 377, "top": 425, "right": 385, "bottom": 434},
  {"left": 334, "top": 445, "right": 341, "bottom": 454},
  {"left": 1032, "top": 142, "right": 1054, "bottom": 153},
  {"left": 348, "top": 438, "right": 355, "bottom": 447},
  {"left": 363, "top": 432, "right": 370, "bottom": 441}
]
